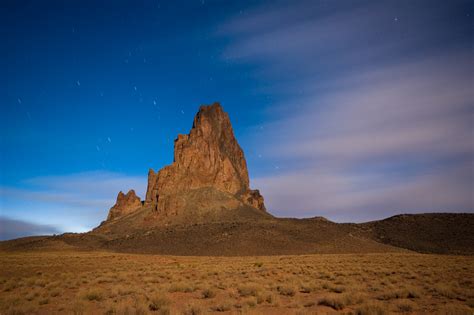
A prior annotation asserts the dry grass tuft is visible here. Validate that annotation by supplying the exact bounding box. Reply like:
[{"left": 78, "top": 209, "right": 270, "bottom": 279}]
[
  {"left": 396, "top": 299, "right": 416, "bottom": 312},
  {"left": 168, "top": 282, "right": 196, "bottom": 293},
  {"left": 237, "top": 284, "right": 259, "bottom": 297},
  {"left": 433, "top": 283, "right": 460, "bottom": 299},
  {"left": 81, "top": 288, "right": 104, "bottom": 301},
  {"left": 201, "top": 288, "right": 216, "bottom": 299},
  {"left": 210, "top": 303, "right": 232, "bottom": 312},
  {"left": 318, "top": 295, "right": 346, "bottom": 310},
  {"left": 277, "top": 285, "right": 296, "bottom": 296},
  {"left": 38, "top": 298, "right": 49, "bottom": 305},
  {"left": 377, "top": 286, "right": 421, "bottom": 300},
  {"left": 148, "top": 295, "right": 170, "bottom": 312}
]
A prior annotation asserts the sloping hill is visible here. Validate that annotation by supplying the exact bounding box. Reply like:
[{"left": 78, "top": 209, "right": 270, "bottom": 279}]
[
  {"left": 359, "top": 213, "right": 474, "bottom": 255},
  {"left": 1, "top": 213, "right": 472, "bottom": 256},
  {"left": 91, "top": 218, "right": 403, "bottom": 256}
]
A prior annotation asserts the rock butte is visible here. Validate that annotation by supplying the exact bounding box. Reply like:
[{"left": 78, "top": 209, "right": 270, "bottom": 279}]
[{"left": 106, "top": 102, "right": 266, "bottom": 222}]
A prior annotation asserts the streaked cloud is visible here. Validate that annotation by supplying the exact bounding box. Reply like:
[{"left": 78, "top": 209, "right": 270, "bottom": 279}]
[
  {"left": 254, "top": 163, "right": 472, "bottom": 222},
  {"left": 258, "top": 55, "right": 472, "bottom": 164},
  {"left": 221, "top": 0, "right": 473, "bottom": 221}
]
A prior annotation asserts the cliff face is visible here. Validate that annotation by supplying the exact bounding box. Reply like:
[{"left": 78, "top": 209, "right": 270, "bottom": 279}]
[{"left": 145, "top": 102, "right": 266, "bottom": 216}]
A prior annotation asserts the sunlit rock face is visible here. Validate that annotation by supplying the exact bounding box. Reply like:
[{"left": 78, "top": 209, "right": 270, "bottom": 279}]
[
  {"left": 105, "top": 102, "right": 266, "bottom": 223},
  {"left": 107, "top": 190, "right": 142, "bottom": 220},
  {"left": 145, "top": 102, "right": 266, "bottom": 216}
]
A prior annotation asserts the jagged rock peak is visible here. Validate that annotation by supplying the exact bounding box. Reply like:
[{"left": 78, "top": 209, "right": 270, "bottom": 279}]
[
  {"left": 107, "top": 189, "right": 142, "bottom": 221},
  {"left": 145, "top": 102, "right": 266, "bottom": 216}
]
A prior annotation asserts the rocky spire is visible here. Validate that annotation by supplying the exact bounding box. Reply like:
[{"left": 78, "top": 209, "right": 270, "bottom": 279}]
[
  {"left": 107, "top": 190, "right": 142, "bottom": 221},
  {"left": 145, "top": 102, "right": 266, "bottom": 215}
]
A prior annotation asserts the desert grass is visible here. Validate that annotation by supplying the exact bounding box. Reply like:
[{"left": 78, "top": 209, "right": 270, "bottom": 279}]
[{"left": 0, "top": 252, "right": 472, "bottom": 314}]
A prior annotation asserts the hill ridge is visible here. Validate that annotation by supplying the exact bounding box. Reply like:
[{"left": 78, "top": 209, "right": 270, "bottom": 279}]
[{"left": 1, "top": 213, "right": 473, "bottom": 256}]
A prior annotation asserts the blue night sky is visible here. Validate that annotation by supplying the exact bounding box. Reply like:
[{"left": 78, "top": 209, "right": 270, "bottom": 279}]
[{"left": 1, "top": 0, "right": 473, "bottom": 239}]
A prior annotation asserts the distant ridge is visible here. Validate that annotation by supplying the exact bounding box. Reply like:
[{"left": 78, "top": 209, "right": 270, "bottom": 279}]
[
  {"left": 359, "top": 213, "right": 474, "bottom": 255},
  {"left": 1, "top": 213, "right": 473, "bottom": 255}
]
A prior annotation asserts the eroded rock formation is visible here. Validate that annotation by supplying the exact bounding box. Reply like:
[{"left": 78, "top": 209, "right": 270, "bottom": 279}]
[
  {"left": 145, "top": 102, "right": 266, "bottom": 216},
  {"left": 107, "top": 190, "right": 142, "bottom": 220},
  {"left": 106, "top": 102, "right": 266, "bottom": 222}
]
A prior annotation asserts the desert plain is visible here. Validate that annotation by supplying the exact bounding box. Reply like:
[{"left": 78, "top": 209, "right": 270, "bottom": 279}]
[{"left": 1, "top": 251, "right": 473, "bottom": 315}]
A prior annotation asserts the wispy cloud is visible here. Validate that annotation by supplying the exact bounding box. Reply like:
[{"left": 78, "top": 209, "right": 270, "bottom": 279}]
[
  {"left": 0, "top": 171, "right": 146, "bottom": 233},
  {"left": 220, "top": 1, "right": 470, "bottom": 76},
  {"left": 258, "top": 55, "right": 473, "bottom": 164},
  {"left": 220, "top": 0, "right": 473, "bottom": 221},
  {"left": 254, "top": 163, "right": 473, "bottom": 222}
]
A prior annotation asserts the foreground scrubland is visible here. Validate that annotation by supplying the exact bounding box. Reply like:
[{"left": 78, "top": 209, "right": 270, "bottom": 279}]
[{"left": 0, "top": 252, "right": 473, "bottom": 314}]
